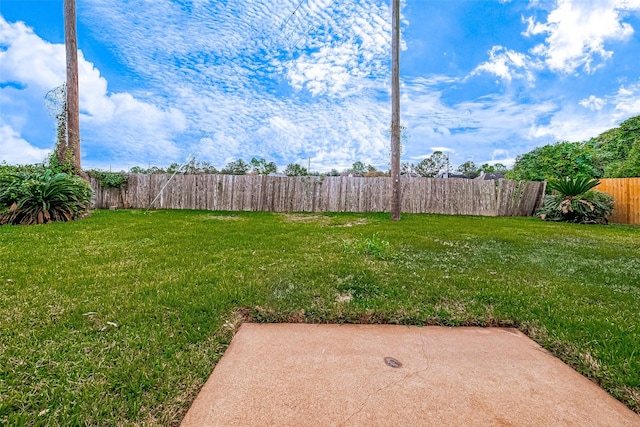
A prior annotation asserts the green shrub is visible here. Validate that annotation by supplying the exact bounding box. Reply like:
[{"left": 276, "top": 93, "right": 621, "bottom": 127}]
[
  {"left": 537, "top": 177, "right": 614, "bottom": 224},
  {"left": 0, "top": 169, "right": 93, "bottom": 225},
  {"left": 87, "top": 170, "right": 129, "bottom": 189},
  {"left": 0, "top": 161, "right": 47, "bottom": 175}
]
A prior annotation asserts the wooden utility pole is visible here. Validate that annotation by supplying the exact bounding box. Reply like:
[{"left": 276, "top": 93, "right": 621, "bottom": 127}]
[
  {"left": 390, "top": 0, "right": 401, "bottom": 221},
  {"left": 63, "top": 0, "right": 81, "bottom": 173}
]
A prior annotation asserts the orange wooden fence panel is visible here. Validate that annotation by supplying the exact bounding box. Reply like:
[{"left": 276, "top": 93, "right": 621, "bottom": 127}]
[{"left": 596, "top": 178, "right": 640, "bottom": 225}]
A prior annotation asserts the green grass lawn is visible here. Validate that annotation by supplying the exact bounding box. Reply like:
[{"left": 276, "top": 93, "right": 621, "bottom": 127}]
[{"left": 1, "top": 210, "right": 639, "bottom": 425}]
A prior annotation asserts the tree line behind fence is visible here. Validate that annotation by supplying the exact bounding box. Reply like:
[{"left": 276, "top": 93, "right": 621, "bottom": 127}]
[{"left": 90, "top": 174, "right": 546, "bottom": 217}]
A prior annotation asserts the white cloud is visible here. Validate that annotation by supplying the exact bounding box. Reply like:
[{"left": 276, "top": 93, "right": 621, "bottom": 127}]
[
  {"left": 474, "top": 0, "right": 640, "bottom": 81},
  {"left": 579, "top": 95, "right": 607, "bottom": 111},
  {"left": 0, "top": 125, "right": 50, "bottom": 164},
  {"left": 487, "top": 158, "right": 517, "bottom": 167},
  {"left": 0, "top": 15, "right": 185, "bottom": 168},
  {"left": 528, "top": 109, "right": 616, "bottom": 142},
  {"left": 530, "top": 78, "right": 640, "bottom": 142},
  {"left": 471, "top": 46, "right": 537, "bottom": 82},
  {"left": 0, "top": 20, "right": 65, "bottom": 89},
  {"left": 611, "top": 80, "right": 640, "bottom": 116},
  {"left": 284, "top": 1, "right": 391, "bottom": 96},
  {"left": 491, "top": 149, "right": 509, "bottom": 158},
  {"left": 523, "top": 0, "right": 638, "bottom": 74},
  {"left": 489, "top": 150, "right": 515, "bottom": 167},
  {"left": 430, "top": 147, "right": 455, "bottom": 153},
  {"left": 573, "top": 80, "right": 640, "bottom": 123}
]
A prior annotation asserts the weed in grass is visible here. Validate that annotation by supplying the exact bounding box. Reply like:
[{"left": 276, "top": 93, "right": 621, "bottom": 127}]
[{"left": 343, "top": 233, "right": 391, "bottom": 260}]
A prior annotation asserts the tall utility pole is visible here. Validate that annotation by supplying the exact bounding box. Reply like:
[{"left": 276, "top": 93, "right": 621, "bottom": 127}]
[
  {"left": 63, "top": 0, "right": 81, "bottom": 173},
  {"left": 390, "top": 0, "right": 401, "bottom": 221}
]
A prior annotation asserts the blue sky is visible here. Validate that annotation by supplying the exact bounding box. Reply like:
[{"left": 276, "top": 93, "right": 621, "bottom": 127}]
[{"left": 1, "top": 0, "right": 639, "bottom": 172}]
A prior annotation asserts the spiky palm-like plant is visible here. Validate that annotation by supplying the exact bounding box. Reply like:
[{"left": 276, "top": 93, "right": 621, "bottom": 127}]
[
  {"left": 0, "top": 170, "right": 93, "bottom": 225},
  {"left": 538, "top": 177, "right": 614, "bottom": 224},
  {"left": 547, "top": 176, "right": 600, "bottom": 196}
]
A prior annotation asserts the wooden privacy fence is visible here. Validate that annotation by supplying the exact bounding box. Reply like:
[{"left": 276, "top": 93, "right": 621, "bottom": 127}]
[
  {"left": 90, "top": 175, "right": 545, "bottom": 217},
  {"left": 596, "top": 178, "right": 640, "bottom": 225}
]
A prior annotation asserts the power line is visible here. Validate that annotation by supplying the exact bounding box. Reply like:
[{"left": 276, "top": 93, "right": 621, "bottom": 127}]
[
  {"left": 281, "top": 0, "right": 341, "bottom": 48},
  {"left": 291, "top": 22, "right": 315, "bottom": 47},
  {"left": 280, "top": 0, "right": 309, "bottom": 31}
]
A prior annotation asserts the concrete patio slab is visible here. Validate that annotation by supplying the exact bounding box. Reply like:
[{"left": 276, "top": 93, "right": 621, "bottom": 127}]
[{"left": 181, "top": 324, "right": 639, "bottom": 426}]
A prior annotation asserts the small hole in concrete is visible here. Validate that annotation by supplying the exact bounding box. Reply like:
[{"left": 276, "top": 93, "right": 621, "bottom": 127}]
[{"left": 384, "top": 357, "right": 402, "bottom": 368}]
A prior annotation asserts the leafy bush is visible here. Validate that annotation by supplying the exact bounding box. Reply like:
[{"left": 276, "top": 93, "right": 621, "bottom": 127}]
[
  {"left": 588, "top": 115, "right": 640, "bottom": 178},
  {"left": 507, "top": 114, "right": 640, "bottom": 181},
  {"left": 537, "top": 177, "right": 614, "bottom": 224},
  {"left": 87, "top": 170, "right": 129, "bottom": 189},
  {"left": 0, "top": 161, "right": 47, "bottom": 175},
  {"left": 507, "top": 141, "right": 603, "bottom": 181},
  {"left": 0, "top": 169, "right": 93, "bottom": 225}
]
